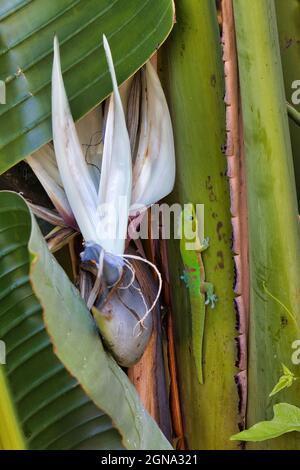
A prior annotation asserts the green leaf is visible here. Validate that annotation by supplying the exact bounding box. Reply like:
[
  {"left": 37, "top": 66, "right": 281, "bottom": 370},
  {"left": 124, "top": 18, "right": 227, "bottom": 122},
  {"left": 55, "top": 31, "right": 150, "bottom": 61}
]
[
  {"left": 0, "top": 0, "right": 174, "bottom": 174},
  {"left": 282, "top": 363, "right": 295, "bottom": 377},
  {"left": 231, "top": 403, "right": 300, "bottom": 442},
  {"left": 0, "top": 190, "right": 171, "bottom": 450},
  {"left": 269, "top": 376, "right": 293, "bottom": 398},
  {"left": 269, "top": 364, "right": 297, "bottom": 398}
]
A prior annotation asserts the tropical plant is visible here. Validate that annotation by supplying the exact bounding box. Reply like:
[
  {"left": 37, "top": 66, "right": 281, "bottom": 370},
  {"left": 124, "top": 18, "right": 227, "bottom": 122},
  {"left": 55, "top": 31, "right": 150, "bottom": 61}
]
[{"left": 1, "top": 0, "right": 300, "bottom": 452}]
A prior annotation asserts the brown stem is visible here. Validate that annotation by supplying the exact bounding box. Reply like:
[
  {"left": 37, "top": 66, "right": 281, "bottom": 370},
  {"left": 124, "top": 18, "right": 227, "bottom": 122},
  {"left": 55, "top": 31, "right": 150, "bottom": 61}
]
[
  {"left": 160, "top": 236, "right": 185, "bottom": 450},
  {"left": 127, "top": 211, "right": 172, "bottom": 443}
]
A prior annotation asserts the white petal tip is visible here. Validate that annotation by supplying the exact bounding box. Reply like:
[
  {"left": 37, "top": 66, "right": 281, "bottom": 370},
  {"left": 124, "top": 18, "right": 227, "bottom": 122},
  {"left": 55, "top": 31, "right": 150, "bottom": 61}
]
[
  {"left": 102, "top": 35, "right": 118, "bottom": 92},
  {"left": 52, "top": 35, "right": 62, "bottom": 82},
  {"left": 53, "top": 35, "right": 59, "bottom": 56}
]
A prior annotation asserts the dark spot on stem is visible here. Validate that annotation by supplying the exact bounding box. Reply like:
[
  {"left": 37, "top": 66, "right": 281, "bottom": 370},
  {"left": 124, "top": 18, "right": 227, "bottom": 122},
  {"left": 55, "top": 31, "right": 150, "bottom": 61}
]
[
  {"left": 206, "top": 176, "right": 217, "bottom": 202},
  {"left": 221, "top": 143, "right": 227, "bottom": 154},
  {"left": 217, "top": 250, "right": 224, "bottom": 269},
  {"left": 285, "top": 38, "right": 293, "bottom": 49},
  {"left": 281, "top": 315, "right": 288, "bottom": 328},
  {"left": 216, "top": 221, "right": 223, "bottom": 241}
]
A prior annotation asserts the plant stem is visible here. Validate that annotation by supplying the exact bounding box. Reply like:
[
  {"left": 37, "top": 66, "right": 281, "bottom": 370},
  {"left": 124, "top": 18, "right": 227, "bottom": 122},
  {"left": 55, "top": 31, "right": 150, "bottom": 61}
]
[
  {"left": 234, "top": 0, "right": 300, "bottom": 450},
  {"left": 160, "top": 0, "right": 239, "bottom": 449},
  {"left": 0, "top": 367, "right": 26, "bottom": 449},
  {"left": 287, "top": 102, "right": 300, "bottom": 128}
]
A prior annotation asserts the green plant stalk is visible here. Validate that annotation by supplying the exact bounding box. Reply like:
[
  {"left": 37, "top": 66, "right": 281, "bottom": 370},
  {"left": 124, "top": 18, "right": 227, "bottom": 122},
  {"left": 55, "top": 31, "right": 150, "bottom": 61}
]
[
  {"left": 160, "top": 0, "right": 239, "bottom": 449},
  {"left": 0, "top": 367, "right": 26, "bottom": 449},
  {"left": 233, "top": 0, "right": 300, "bottom": 450},
  {"left": 287, "top": 103, "right": 300, "bottom": 128},
  {"left": 275, "top": 0, "right": 300, "bottom": 205}
]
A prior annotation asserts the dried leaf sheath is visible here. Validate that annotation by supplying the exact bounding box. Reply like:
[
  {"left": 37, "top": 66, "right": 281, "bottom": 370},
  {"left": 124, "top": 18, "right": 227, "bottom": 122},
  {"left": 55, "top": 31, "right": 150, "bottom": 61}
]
[
  {"left": 221, "top": 0, "right": 250, "bottom": 429},
  {"left": 160, "top": 236, "right": 185, "bottom": 449}
]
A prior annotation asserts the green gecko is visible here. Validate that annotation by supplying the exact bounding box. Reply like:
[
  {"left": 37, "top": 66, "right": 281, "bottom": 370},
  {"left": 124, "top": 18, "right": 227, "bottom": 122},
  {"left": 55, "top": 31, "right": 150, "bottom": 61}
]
[{"left": 180, "top": 204, "right": 217, "bottom": 384}]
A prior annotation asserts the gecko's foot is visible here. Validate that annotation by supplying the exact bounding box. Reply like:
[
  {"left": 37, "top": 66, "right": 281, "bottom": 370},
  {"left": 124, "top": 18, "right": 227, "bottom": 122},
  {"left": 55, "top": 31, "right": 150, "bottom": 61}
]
[
  {"left": 200, "top": 237, "right": 210, "bottom": 250},
  {"left": 205, "top": 292, "right": 218, "bottom": 309},
  {"left": 180, "top": 271, "right": 190, "bottom": 287}
]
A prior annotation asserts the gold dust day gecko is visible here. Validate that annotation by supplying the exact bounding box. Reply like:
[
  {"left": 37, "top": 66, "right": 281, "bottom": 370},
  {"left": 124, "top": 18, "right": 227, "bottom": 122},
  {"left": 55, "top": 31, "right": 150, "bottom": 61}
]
[{"left": 180, "top": 204, "right": 217, "bottom": 384}]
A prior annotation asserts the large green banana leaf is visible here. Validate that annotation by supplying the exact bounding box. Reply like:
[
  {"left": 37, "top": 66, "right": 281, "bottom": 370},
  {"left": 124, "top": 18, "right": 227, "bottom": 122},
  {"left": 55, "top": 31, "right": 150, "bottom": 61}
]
[
  {"left": 0, "top": 0, "right": 174, "bottom": 174},
  {"left": 0, "top": 190, "right": 172, "bottom": 450}
]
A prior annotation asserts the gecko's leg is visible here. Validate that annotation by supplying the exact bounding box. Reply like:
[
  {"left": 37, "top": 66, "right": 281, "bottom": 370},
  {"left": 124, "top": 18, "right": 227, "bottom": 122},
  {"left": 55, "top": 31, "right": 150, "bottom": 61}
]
[{"left": 202, "top": 282, "right": 218, "bottom": 309}]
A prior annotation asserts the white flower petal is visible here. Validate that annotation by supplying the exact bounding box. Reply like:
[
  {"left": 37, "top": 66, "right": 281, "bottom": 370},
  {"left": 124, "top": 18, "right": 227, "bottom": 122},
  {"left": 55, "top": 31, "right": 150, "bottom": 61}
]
[
  {"left": 52, "top": 36, "right": 99, "bottom": 243},
  {"left": 97, "top": 35, "right": 132, "bottom": 255},
  {"left": 131, "top": 62, "right": 175, "bottom": 213},
  {"left": 27, "top": 145, "right": 76, "bottom": 227},
  {"left": 75, "top": 105, "right": 103, "bottom": 190}
]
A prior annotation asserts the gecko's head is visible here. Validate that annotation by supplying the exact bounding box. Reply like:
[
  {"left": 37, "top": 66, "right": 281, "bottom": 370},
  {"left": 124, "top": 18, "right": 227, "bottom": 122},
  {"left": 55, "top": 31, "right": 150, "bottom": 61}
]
[
  {"left": 182, "top": 204, "right": 196, "bottom": 222},
  {"left": 182, "top": 203, "right": 197, "bottom": 243}
]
